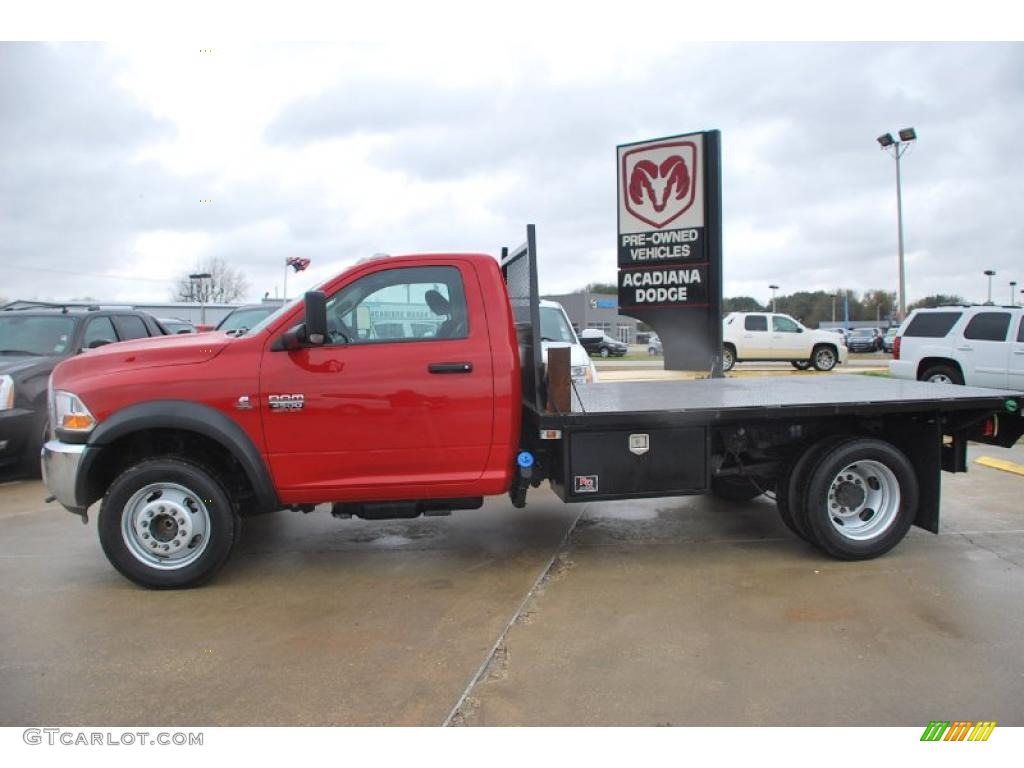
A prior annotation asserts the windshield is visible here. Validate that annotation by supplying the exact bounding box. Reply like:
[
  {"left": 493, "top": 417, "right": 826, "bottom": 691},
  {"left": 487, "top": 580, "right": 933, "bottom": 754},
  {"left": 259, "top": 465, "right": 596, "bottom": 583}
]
[
  {"left": 218, "top": 306, "right": 278, "bottom": 333},
  {"left": 539, "top": 306, "right": 578, "bottom": 343},
  {"left": 0, "top": 315, "right": 77, "bottom": 356}
]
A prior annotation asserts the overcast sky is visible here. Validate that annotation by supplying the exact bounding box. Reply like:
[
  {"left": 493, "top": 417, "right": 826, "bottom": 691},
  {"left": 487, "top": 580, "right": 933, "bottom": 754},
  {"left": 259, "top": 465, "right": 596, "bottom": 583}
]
[{"left": 1, "top": 39, "right": 1022, "bottom": 309}]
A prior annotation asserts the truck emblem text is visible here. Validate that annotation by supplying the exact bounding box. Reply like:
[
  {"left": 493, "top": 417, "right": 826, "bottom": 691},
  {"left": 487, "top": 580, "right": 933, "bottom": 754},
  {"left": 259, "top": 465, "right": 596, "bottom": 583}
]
[{"left": 268, "top": 394, "right": 304, "bottom": 412}]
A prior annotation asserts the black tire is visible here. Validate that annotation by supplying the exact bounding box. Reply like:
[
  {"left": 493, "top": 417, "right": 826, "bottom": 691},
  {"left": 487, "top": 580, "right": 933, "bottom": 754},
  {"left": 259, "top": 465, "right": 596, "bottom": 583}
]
[
  {"left": 776, "top": 434, "right": 850, "bottom": 544},
  {"left": 812, "top": 345, "right": 838, "bottom": 372},
  {"left": 919, "top": 364, "right": 963, "bottom": 385},
  {"left": 801, "top": 438, "right": 918, "bottom": 560},
  {"left": 710, "top": 475, "right": 764, "bottom": 502},
  {"left": 722, "top": 345, "right": 736, "bottom": 372},
  {"left": 791, "top": 360, "right": 812, "bottom": 371},
  {"left": 98, "top": 458, "right": 240, "bottom": 589}
]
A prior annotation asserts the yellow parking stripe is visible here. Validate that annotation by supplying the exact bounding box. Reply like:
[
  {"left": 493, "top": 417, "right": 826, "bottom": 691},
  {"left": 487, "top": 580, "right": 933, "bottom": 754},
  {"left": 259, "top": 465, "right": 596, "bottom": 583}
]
[{"left": 974, "top": 457, "right": 1024, "bottom": 477}]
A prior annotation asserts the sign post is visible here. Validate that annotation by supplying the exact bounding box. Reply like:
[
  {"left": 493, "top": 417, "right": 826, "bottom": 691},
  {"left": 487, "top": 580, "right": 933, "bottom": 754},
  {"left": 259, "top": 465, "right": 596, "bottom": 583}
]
[{"left": 616, "top": 130, "right": 723, "bottom": 375}]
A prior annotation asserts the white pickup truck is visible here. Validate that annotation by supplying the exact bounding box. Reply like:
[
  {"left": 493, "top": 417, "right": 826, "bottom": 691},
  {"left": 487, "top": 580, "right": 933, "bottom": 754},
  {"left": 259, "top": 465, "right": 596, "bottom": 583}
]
[{"left": 722, "top": 312, "right": 848, "bottom": 372}]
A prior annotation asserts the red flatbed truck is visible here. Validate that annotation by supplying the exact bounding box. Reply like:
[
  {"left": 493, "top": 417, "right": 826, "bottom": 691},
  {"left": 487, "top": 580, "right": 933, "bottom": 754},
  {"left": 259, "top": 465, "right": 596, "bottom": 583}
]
[{"left": 42, "top": 226, "right": 1024, "bottom": 588}]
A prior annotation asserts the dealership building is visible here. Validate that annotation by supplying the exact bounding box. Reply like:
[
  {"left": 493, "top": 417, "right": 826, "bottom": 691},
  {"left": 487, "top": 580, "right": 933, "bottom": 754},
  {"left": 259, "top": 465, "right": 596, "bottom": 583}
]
[{"left": 540, "top": 291, "right": 647, "bottom": 344}]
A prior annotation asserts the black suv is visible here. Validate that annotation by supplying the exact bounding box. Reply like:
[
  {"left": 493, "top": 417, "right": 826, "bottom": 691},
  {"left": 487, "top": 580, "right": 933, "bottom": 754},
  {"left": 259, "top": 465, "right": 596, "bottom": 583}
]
[
  {"left": 578, "top": 329, "right": 628, "bottom": 358},
  {"left": 0, "top": 304, "right": 165, "bottom": 475}
]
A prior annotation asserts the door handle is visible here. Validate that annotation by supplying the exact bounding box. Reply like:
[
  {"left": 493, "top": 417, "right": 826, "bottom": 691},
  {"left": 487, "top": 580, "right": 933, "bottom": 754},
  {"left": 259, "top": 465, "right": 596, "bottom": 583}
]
[
  {"left": 955, "top": 346, "right": 973, "bottom": 351},
  {"left": 428, "top": 362, "right": 473, "bottom": 374}
]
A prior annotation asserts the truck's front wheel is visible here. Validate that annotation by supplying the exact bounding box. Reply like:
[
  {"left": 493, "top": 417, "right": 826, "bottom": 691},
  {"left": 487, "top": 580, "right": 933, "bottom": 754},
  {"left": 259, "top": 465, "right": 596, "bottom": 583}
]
[
  {"left": 98, "top": 459, "right": 239, "bottom": 589},
  {"left": 801, "top": 438, "right": 917, "bottom": 560},
  {"left": 812, "top": 345, "right": 837, "bottom": 372}
]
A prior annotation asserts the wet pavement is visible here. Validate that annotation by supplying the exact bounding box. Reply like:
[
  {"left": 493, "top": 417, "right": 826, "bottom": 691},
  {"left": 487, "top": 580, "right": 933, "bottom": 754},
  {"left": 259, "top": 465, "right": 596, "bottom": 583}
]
[{"left": 1, "top": 441, "right": 1022, "bottom": 726}]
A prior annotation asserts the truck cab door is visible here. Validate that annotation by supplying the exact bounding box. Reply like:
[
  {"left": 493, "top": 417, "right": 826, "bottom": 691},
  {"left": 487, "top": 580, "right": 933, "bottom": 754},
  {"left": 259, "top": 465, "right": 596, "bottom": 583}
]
[
  {"left": 959, "top": 311, "right": 1011, "bottom": 388},
  {"left": 258, "top": 261, "right": 495, "bottom": 496},
  {"left": 1010, "top": 313, "right": 1024, "bottom": 391},
  {"left": 770, "top": 314, "right": 806, "bottom": 357},
  {"left": 741, "top": 314, "right": 771, "bottom": 359}
]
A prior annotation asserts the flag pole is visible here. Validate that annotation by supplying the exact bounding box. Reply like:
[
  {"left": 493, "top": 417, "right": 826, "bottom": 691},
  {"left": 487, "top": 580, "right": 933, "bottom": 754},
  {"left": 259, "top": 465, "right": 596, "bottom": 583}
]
[{"left": 283, "top": 259, "right": 288, "bottom": 301}]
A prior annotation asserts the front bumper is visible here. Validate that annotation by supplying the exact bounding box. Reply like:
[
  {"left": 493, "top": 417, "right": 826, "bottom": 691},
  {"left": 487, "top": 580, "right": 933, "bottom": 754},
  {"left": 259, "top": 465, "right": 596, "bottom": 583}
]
[{"left": 41, "top": 439, "right": 88, "bottom": 520}]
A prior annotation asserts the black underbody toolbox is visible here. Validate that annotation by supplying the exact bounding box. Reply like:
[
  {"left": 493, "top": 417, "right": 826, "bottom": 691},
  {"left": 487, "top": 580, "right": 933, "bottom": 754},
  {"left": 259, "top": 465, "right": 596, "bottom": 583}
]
[{"left": 556, "top": 426, "right": 707, "bottom": 502}]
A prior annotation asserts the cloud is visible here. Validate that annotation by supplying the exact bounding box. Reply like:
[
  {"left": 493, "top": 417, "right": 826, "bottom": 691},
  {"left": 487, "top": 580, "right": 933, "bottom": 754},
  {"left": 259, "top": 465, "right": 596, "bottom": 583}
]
[{"left": 1, "top": 41, "right": 1022, "bottom": 312}]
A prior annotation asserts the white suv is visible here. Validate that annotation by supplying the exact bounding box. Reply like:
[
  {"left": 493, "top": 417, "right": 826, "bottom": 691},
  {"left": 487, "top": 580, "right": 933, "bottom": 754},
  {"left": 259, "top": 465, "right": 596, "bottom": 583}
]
[
  {"left": 889, "top": 305, "right": 1024, "bottom": 390},
  {"left": 722, "top": 312, "right": 848, "bottom": 372}
]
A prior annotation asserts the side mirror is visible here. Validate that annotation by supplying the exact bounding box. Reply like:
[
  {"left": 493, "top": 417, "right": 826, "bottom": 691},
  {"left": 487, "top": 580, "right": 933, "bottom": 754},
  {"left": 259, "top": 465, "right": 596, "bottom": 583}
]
[
  {"left": 276, "top": 291, "right": 328, "bottom": 351},
  {"left": 304, "top": 291, "right": 327, "bottom": 346},
  {"left": 797, "top": 327, "right": 804, "bottom": 333}
]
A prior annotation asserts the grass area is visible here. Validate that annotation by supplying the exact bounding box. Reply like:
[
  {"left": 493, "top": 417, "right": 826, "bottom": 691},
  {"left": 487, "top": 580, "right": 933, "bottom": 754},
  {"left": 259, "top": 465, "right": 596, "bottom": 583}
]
[{"left": 853, "top": 369, "right": 890, "bottom": 378}]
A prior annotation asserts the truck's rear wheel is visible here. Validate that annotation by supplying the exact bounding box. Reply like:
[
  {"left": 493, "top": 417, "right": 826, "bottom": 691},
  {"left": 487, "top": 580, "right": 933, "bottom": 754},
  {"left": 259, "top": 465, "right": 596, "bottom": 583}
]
[
  {"left": 722, "top": 345, "right": 736, "bottom": 372},
  {"left": 920, "top": 364, "right": 963, "bottom": 385},
  {"left": 98, "top": 458, "right": 239, "bottom": 589},
  {"left": 710, "top": 475, "right": 764, "bottom": 501},
  {"left": 775, "top": 435, "right": 849, "bottom": 543},
  {"left": 801, "top": 438, "right": 917, "bottom": 560}
]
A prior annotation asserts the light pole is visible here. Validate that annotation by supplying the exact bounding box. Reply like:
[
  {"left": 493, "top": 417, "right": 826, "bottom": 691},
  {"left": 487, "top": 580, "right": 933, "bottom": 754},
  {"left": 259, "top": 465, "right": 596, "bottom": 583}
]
[
  {"left": 769, "top": 285, "right": 779, "bottom": 313},
  {"left": 1011, "top": 281, "right": 1018, "bottom": 306},
  {"left": 189, "top": 271, "right": 212, "bottom": 324},
  {"left": 983, "top": 270, "right": 995, "bottom": 305},
  {"left": 877, "top": 127, "right": 917, "bottom": 322}
]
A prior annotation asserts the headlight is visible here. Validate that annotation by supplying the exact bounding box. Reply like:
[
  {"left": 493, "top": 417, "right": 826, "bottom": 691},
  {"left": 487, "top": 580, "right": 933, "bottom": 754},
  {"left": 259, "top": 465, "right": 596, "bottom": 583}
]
[
  {"left": 0, "top": 375, "right": 13, "bottom": 411},
  {"left": 571, "top": 365, "right": 587, "bottom": 380},
  {"left": 53, "top": 390, "right": 97, "bottom": 434}
]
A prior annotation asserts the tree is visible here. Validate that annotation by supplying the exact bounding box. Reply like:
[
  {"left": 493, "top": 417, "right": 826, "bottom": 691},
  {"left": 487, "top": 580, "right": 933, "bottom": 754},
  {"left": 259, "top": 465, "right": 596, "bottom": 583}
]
[
  {"left": 172, "top": 257, "right": 249, "bottom": 303},
  {"left": 860, "top": 289, "right": 897, "bottom": 323},
  {"left": 723, "top": 296, "right": 764, "bottom": 313},
  {"left": 909, "top": 294, "right": 965, "bottom": 311},
  {"left": 585, "top": 282, "right": 618, "bottom": 295}
]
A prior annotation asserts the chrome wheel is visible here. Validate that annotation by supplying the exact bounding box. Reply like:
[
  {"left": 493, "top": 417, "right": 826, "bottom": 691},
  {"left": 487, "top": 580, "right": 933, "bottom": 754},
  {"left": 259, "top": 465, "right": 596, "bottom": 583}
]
[
  {"left": 722, "top": 347, "right": 735, "bottom": 372},
  {"left": 121, "top": 483, "right": 211, "bottom": 570},
  {"left": 927, "top": 372, "right": 953, "bottom": 384},
  {"left": 813, "top": 347, "right": 837, "bottom": 371},
  {"left": 824, "top": 460, "right": 900, "bottom": 541}
]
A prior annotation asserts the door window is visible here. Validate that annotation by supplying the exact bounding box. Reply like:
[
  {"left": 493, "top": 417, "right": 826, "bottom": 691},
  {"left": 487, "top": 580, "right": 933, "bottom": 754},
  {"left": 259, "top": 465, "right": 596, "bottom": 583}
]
[
  {"left": 82, "top": 317, "right": 118, "bottom": 349},
  {"left": 744, "top": 315, "right": 767, "bottom": 332},
  {"left": 114, "top": 315, "right": 151, "bottom": 341},
  {"left": 772, "top": 316, "right": 800, "bottom": 333},
  {"left": 963, "top": 312, "right": 1010, "bottom": 342},
  {"left": 325, "top": 266, "right": 468, "bottom": 344},
  {"left": 1017, "top": 315, "right": 1024, "bottom": 343}
]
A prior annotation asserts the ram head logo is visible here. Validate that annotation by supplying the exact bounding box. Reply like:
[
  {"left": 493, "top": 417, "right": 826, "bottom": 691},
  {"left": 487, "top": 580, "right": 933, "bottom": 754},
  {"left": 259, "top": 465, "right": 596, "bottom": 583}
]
[{"left": 621, "top": 141, "right": 698, "bottom": 229}]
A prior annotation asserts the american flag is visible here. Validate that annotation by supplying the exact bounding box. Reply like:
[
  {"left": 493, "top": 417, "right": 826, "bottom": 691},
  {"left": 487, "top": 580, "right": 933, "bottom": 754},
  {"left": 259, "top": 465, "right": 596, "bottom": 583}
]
[{"left": 286, "top": 256, "right": 311, "bottom": 272}]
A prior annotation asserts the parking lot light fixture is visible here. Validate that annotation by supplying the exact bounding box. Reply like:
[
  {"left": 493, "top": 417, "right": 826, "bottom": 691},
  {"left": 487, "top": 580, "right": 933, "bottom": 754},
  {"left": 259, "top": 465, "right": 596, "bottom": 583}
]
[
  {"left": 769, "top": 285, "right": 779, "bottom": 313},
  {"left": 878, "top": 127, "right": 917, "bottom": 321},
  {"left": 189, "top": 271, "right": 213, "bottom": 324},
  {"left": 983, "top": 270, "right": 996, "bottom": 305}
]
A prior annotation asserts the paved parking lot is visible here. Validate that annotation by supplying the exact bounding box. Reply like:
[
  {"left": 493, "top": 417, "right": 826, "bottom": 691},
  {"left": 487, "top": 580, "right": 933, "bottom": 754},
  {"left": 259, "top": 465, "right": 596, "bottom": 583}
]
[{"left": 2, "top": 442, "right": 1022, "bottom": 726}]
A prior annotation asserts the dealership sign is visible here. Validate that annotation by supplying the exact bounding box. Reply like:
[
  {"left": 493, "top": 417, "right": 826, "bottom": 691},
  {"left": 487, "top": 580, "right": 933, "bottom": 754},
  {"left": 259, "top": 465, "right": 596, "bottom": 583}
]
[{"left": 617, "top": 131, "right": 723, "bottom": 372}]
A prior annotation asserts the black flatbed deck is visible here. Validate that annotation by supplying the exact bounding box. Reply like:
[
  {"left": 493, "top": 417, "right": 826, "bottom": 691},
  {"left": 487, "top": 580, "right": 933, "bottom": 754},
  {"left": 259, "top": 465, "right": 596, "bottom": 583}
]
[{"left": 543, "top": 375, "right": 1018, "bottom": 428}]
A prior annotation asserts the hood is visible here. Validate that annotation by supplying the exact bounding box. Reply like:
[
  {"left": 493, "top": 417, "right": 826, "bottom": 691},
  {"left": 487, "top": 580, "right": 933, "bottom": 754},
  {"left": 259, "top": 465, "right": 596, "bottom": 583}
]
[
  {"left": 55, "top": 331, "right": 232, "bottom": 380},
  {"left": 0, "top": 355, "right": 61, "bottom": 377}
]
